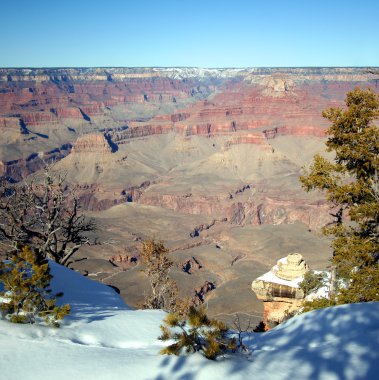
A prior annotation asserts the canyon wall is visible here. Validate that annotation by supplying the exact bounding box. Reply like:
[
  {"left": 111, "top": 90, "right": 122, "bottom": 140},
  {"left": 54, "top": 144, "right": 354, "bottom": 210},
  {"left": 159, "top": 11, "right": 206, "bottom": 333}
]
[
  {"left": 1, "top": 67, "right": 378, "bottom": 223},
  {"left": 1, "top": 67, "right": 377, "bottom": 137}
]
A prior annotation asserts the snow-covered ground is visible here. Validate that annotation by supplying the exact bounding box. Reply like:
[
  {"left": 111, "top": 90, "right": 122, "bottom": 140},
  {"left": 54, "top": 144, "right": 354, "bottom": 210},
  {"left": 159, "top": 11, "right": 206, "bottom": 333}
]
[{"left": 1, "top": 262, "right": 378, "bottom": 380}]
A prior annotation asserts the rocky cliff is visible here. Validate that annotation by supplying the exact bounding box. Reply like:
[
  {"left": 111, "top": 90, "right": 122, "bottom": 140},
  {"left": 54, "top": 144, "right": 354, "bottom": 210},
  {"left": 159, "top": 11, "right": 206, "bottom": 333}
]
[
  {"left": 1, "top": 67, "right": 377, "bottom": 137},
  {"left": 2, "top": 67, "right": 376, "bottom": 220}
]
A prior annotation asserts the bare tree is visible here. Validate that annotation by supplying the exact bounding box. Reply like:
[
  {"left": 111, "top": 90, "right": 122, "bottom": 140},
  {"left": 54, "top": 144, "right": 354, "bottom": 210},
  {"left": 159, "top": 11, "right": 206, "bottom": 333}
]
[
  {"left": 232, "top": 314, "right": 254, "bottom": 352},
  {"left": 140, "top": 239, "right": 177, "bottom": 311},
  {"left": 0, "top": 165, "right": 95, "bottom": 266}
]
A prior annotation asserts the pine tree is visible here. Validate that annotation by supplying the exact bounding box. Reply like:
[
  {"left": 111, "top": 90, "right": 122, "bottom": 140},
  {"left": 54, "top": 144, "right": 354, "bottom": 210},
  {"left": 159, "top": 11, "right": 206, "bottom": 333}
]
[
  {"left": 159, "top": 306, "right": 236, "bottom": 360},
  {"left": 300, "top": 87, "right": 379, "bottom": 305},
  {"left": 298, "top": 271, "right": 327, "bottom": 297},
  {"left": 0, "top": 246, "right": 70, "bottom": 326}
]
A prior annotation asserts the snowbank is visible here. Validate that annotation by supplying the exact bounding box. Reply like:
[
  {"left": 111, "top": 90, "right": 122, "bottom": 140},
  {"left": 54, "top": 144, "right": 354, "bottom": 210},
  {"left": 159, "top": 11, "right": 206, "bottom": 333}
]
[{"left": 0, "top": 262, "right": 378, "bottom": 380}]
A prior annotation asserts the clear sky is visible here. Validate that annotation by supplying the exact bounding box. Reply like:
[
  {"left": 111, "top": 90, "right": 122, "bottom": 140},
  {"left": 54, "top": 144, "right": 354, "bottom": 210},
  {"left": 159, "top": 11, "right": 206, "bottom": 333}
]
[{"left": 1, "top": 0, "right": 378, "bottom": 68}]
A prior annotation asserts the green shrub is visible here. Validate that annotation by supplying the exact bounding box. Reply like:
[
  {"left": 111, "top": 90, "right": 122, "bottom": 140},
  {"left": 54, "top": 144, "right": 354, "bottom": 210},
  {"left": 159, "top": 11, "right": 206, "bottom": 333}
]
[
  {"left": 299, "top": 271, "right": 327, "bottom": 297},
  {"left": 0, "top": 247, "right": 70, "bottom": 327},
  {"left": 159, "top": 306, "right": 236, "bottom": 360},
  {"left": 302, "top": 297, "right": 337, "bottom": 313}
]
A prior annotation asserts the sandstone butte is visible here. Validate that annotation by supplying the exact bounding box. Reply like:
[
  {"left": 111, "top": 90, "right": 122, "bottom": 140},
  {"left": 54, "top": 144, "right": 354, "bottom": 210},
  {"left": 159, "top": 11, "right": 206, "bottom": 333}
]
[{"left": 0, "top": 67, "right": 378, "bottom": 325}]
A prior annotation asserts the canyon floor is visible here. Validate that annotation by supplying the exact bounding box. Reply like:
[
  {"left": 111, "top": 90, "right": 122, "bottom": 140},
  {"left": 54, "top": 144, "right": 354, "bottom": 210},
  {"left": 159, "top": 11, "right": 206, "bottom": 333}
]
[
  {"left": 1, "top": 67, "right": 378, "bottom": 324},
  {"left": 66, "top": 132, "right": 333, "bottom": 324}
]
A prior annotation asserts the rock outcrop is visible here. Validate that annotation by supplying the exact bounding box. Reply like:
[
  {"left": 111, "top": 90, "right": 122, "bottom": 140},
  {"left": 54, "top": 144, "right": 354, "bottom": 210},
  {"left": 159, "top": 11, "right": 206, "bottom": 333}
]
[
  {"left": 137, "top": 191, "right": 331, "bottom": 230},
  {"left": 261, "top": 77, "right": 294, "bottom": 97},
  {"left": 72, "top": 133, "right": 112, "bottom": 154},
  {"left": 182, "top": 257, "right": 203, "bottom": 274},
  {"left": 273, "top": 253, "right": 309, "bottom": 280},
  {"left": 0, "top": 116, "right": 22, "bottom": 129},
  {"left": 251, "top": 253, "right": 309, "bottom": 329},
  {"left": 193, "top": 281, "right": 216, "bottom": 305},
  {"left": 0, "top": 144, "right": 72, "bottom": 182},
  {"left": 109, "top": 253, "right": 138, "bottom": 269}
]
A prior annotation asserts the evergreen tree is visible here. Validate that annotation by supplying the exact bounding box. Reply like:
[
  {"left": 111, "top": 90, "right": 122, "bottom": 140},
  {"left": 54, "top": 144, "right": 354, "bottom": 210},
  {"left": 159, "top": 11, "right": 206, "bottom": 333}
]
[
  {"left": 0, "top": 246, "right": 70, "bottom": 326},
  {"left": 298, "top": 271, "right": 327, "bottom": 297},
  {"left": 300, "top": 87, "right": 379, "bottom": 305},
  {"left": 159, "top": 306, "right": 236, "bottom": 360}
]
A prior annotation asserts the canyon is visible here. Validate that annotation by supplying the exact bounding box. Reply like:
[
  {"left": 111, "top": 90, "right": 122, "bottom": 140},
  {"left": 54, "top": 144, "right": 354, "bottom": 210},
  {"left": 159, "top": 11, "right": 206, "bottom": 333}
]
[{"left": 1, "top": 67, "right": 378, "bottom": 324}]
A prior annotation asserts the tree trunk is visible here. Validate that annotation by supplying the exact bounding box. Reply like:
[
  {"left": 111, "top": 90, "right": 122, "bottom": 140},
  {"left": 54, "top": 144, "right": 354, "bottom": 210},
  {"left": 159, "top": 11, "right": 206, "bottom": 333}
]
[{"left": 329, "top": 266, "right": 337, "bottom": 299}]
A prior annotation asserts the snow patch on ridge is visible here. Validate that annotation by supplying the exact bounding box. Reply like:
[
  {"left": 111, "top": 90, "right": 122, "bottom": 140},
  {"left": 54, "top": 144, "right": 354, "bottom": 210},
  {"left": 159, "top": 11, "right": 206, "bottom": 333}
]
[{"left": 256, "top": 268, "right": 304, "bottom": 288}]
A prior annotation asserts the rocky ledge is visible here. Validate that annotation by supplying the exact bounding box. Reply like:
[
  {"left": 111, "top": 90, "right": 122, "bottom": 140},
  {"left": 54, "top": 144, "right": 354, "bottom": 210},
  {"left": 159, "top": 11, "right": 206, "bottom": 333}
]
[{"left": 251, "top": 253, "right": 309, "bottom": 329}]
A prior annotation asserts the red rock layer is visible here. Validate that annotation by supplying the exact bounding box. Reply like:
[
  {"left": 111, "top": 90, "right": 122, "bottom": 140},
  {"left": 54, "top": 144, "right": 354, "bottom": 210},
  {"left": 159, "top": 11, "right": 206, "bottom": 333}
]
[
  {"left": 263, "top": 126, "right": 326, "bottom": 139},
  {"left": 112, "top": 125, "right": 173, "bottom": 143},
  {"left": 137, "top": 191, "right": 331, "bottom": 230},
  {"left": 0, "top": 144, "right": 72, "bottom": 182},
  {"left": 51, "top": 107, "right": 82, "bottom": 119},
  {"left": 111, "top": 81, "right": 362, "bottom": 144},
  {"left": 0, "top": 76, "right": 206, "bottom": 127},
  {"left": 22, "top": 112, "right": 58, "bottom": 125}
]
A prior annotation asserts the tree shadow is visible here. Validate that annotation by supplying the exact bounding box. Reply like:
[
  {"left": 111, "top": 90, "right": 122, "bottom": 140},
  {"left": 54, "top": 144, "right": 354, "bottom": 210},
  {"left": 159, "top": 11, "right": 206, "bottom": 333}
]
[
  {"left": 153, "top": 354, "right": 212, "bottom": 380},
  {"left": 227, "top": 303, "right": 379, "bottom": 379},
  {"left": 152, "top": 303, "right": 379, "bottom": 379}
]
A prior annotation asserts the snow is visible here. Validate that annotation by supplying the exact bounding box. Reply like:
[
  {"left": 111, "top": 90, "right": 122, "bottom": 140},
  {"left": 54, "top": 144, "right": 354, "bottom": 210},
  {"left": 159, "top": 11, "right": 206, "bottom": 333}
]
[
  {"left": 256, "top": 267, "right": 304, "bottom": 288},
  {"left": 151, "top": 67, "right": 248, "bottom": 80},
  {"left": 1, "top": 262, "right": 379, "bottom": 380}
]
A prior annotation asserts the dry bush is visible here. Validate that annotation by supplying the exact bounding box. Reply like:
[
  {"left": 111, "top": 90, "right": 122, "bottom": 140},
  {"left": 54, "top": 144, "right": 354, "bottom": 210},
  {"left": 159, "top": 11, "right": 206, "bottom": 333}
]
[{"left": 140, "top": 238, "right": 191, "bottom": 314}]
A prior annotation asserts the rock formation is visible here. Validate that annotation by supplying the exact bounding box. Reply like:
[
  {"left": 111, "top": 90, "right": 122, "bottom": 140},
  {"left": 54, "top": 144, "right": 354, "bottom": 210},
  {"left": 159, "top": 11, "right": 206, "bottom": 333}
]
[
  {"left": 72, "top": 133, "right": 112, "bottom": 154},
  {"left": 1, "top": 66, "right": 377, "bottom": 184},
  {"left": 273, "top": 253, "right": 309, "bottom": 280},
  {"left": 193, "top": 281, "right": 216, "bottom": 306},
  {"left": 182, "top": 257, "right": 202, "bottom": 274},
  {"left": 261, "top": 77, "right": 294, "bottom": 97},
  {"left": 251, "top": 253, "right": 309, "bottom": 329},
  {"left": 109, "top": 253, "right": 138, "bottom": 270},
  {"left": 0, "top": 144, "right": 72, "bottom": 182}
]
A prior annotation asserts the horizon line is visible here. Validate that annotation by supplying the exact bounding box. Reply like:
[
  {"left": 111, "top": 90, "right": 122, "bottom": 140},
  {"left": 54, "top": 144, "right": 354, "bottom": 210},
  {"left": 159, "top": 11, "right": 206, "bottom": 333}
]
[{"left": 1, "top": 66, "right": 379, "bottom": 70}]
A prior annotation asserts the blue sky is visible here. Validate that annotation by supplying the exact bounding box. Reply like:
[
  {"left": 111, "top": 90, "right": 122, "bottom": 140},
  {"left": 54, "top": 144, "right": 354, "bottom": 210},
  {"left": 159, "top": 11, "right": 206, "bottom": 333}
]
[{"left": 1, "top": 0, "right": 378, "bottom": 67}]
